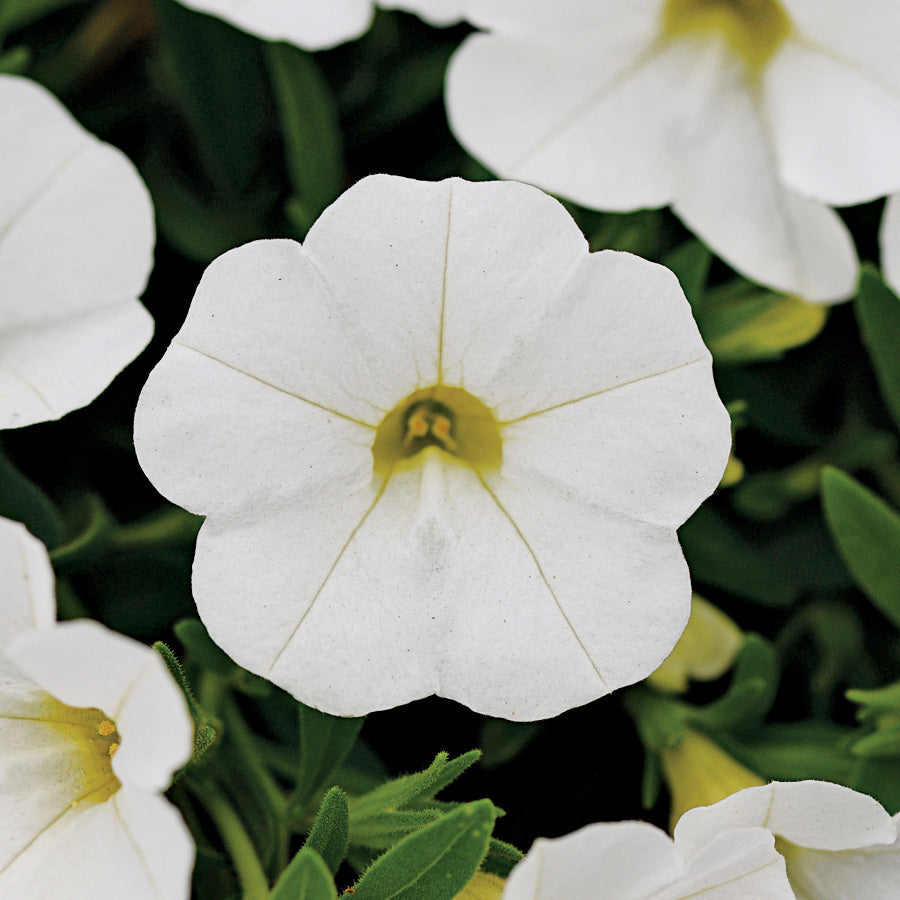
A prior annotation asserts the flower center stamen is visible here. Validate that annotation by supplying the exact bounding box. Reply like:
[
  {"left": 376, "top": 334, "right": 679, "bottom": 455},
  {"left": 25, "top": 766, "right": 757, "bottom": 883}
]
[
  {"left": 662, "top": 0, "right": 792, "bottom": 73},
  {"left": 373, "top": 385, "right": 502, "bottom": 478}
]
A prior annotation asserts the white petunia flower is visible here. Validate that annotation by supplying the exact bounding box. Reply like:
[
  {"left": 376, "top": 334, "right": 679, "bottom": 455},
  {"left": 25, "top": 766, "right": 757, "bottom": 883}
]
[
  {"left": 0, "top": 517, "right": 195, "bottom": 899},
  {"left": 446, "top": 1, "right": 900, "bottom": 303},
  {"left": 501, "top": 819, "right": 795, "bottom": 899},
  {"left": 0, "top": 75, "right": 154, "bottom": 429},
  {"left": 879, "top": 194, "right": 900, "bottom": 297},
  {"left": 134, "top": 174, "right": 731, "bottom": 720},
  {"left": 172, "top": 0, "right": 463, "bottom": 49},
  {"left": 676, "top": 780, "right": 900, "bottom": 899}
]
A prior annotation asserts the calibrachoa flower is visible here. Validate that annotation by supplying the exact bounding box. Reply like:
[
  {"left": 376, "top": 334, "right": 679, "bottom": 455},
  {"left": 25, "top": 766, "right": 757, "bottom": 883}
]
[
  {"left": 879, "top": 194, "right": 900, "bottom": 297},
  {"left": 675, "top": 780, "right": 900, "bottom": 899},
  {"left": 446, "top": 1, "right": 900, "bottom": 303},
  {"left": 134, "top": 174, "right": 730, "bottom": 720},
  {"left": 173, "top": 0, "right": 463, "bottom": 49},
  {"left": 501, "top": 818, "right": 795, "bottom": 899},
  {"left": 0, "top": 517, "right": 194, "bottom": 898},
  {"left": 0, "top": 75, "right": 154, "bottom": 429}
]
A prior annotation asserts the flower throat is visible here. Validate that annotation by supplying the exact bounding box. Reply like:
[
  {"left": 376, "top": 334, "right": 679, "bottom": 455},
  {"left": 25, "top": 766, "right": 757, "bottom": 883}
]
[{"left": 662, "top": 0, "right": 792, "bottom": 73}]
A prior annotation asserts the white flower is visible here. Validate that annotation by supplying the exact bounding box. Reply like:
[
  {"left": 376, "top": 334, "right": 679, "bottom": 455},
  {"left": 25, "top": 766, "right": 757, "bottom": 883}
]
[
  {"left": 446, "top": 1, "right": 900, "bottom": 303},
  {"left": 0, "top": 75, "right": 154, "bottom": 429},
  {"left": 879, "top": 194, "right": 900, "bottom": 297},
  {"left": 172, "top": 0, "right": 463, "bottom": 49},
  {"left": 501, "top": 819, "right": 795, "bottom": 899},
  {"left": 675, "top": 780, "right": 900, "bottom": 899},
  {"left": 0, "top": 517, "right": 195, "bottom": 899},
  {"left": 134, "top": 174, "right": 730, "bottom": 720}
]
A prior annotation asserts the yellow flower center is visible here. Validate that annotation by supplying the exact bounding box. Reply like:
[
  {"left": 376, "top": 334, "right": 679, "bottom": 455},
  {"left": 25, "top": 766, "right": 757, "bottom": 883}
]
[
  {"left": 41, "top": 695, "right": 122, "bottom": 806},
  {"left": 372, "top": 385, "right": 502, "bottom": 479},
  {"left": 662, "top": 0, "right": 792, "bottom": 73}
]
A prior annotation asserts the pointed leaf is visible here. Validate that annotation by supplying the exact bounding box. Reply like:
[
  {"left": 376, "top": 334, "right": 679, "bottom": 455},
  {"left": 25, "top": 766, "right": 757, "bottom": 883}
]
[
  {"left": 271, "top": 846, "right": 337, "bottom": 900},
  {"left": 304, "top": 787, "right": 350, "bottom": 875}
]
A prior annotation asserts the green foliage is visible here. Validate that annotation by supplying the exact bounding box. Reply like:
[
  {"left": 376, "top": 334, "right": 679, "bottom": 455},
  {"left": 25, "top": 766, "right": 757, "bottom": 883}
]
[
  {"left": 855, "top": 264, "right": 900, "bottom": 431},
  {"left": 352, "top": 800, "right": 496, "bottom": 900},
  {"left": 821, "top": 466, "right": 900, "bottom": 629},
  {"left": 0, "top": 450, "right": 63, "bottom": 548},
  {"left": 270, "top": 847, "right": 337, "bottom": 900},
  {"left": 304, "top": 787, "right": 350, "bottom": 875}
]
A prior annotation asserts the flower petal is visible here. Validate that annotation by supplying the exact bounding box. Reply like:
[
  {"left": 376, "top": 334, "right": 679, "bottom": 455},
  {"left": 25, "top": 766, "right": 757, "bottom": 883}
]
[
  {"left": 501, "top": 821, "right": 683, "bottom": 899},
  {"left": 880, "top": 194, "right": 900, "bottom": 296},
  {"left": 446, "top": 34, "right": 677, "bottom": 211},
  {"left": 669, "top": 41, "right": 858, "bottom": 301},
  {"left": 764, "top": 40, "right": 900, "bottom": 205},
  {"left": 194, "top": 450, "right": 620, "bottom": 719},
  {"left": 0, "top": 785, "right": 192, "bottom": 899},
  {"left": 783, "top": 812, "right": 900, "bottom": 900},
  {"left": 175, "top": 0, "right": 372, "bottom": 49},
  {"left": 10, "top": 620, "right": 193, "bottom": 792},
  {"left": 0, "top": 518, "right": 54, "bottom": 659},
  {"left": 0, "top": 75, "right": 153, "bottom": 429},
  {"left": 675, "top": 781, "right": 897, "bottom": 857}
]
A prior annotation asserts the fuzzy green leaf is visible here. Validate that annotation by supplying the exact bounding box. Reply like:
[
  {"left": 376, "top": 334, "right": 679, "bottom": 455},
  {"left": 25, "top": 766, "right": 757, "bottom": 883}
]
[
  {"left": 304, "top": 787, "right": 350, "bottom": 875},
  {"left": 270, "top": 846, "right": 337, "bottom": 900}
]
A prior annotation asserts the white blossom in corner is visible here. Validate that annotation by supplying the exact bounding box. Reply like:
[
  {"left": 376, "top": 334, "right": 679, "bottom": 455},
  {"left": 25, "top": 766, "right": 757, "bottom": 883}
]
[
  {"left": 446, "top": 1, "right": 900, "bottom": 303},
  {"left": 0, "top": 517, "right": 194, "bottom": 898},
  {"left": 0, "top": 75, "right": 154, "bottom": 429},
  {"left": 134, "top": 174, "right": 731, "bottom": 720},
  {"left": 879, "top": 194, "right": 900, "bottom": 297}
]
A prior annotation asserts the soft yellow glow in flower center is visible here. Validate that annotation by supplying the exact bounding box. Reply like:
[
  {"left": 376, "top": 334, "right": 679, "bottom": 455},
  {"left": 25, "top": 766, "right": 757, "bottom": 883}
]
[
  {"left": 42, "top": 695, "right": 122, "bottom": 806},
  {"left": 372, "top": 385, "right": 502, "bottom": 478},
  {"left": 662, "top": 0, "right": 792, "bottom": 73}
]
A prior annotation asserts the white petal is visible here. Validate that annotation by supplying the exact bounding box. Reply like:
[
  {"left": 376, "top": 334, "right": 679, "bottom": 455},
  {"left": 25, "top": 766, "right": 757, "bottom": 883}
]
[
  {"left": 0, "top": 518, "right": 54, "bottom": 654},
  {"left": 880, "top": 194, "right": 900, "bottom": 296},
  {"left": 785, "top": 812, "right": 900, "bottom": 900},
  {"left": 380, "top": 0, "right": 466, "bottom": 26},
  {"left": 0, "top": 75, "right": 153, "bottom": 429},
  {"left": 675, "top": 782, "right": 897, "bottom": 857},
  {"left": 446, "top": 34, "right": 677, "bottom": 211},
  {"left": 662, "top": 827, "right": 793, "bottom": 900},
  {"left": 765, "top": 40, "right": 900, "bottom": 204},
  {"left": 135, "top": 339, "right": 375, "bottom": 517},
  {"left": 669, "top": 41, "right": 858, "bottom": 302},
  {"left": 195, "top": 450, "right": 617, "bottom": 719},
  {"left": 10, "top": 620, "right": 193, "bottom": 792},
  {"left": 175, "top": 0, "right": 372, "bottom": 49},
  {"left": 462, "top": 0, "right": 663, "bottom": 39},
  {"left": 782, "top": 1, "right": 900, "bottom": 91},
  {"left": 0, "top": 785, "right": 192, "bottom": 899},
  {"left": 501, "top": 821, "right": 683, "bottom": 899}
]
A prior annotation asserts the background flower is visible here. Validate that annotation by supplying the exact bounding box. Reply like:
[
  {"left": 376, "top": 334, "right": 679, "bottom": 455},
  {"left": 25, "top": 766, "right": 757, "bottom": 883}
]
[
  {"left": 879, "top": 194, "right": 900, "bottom": 297},
  {"left": 446, "top": 1, "right": 900, "bottom": 302},
  {"left": 500, "top": 819, "right": 794, "bottom": 899},
  {"left": 0, "top": 75, "right": 154, "bottom": 429},
  {"left": 0, "top": 517, "right": 194, "bottom": 899},
  {"left": 172, "top": 0, "right": 463, "bottom": 49},
  {"left": 134, "top": 174, "right": 730, "bottom": 720}
]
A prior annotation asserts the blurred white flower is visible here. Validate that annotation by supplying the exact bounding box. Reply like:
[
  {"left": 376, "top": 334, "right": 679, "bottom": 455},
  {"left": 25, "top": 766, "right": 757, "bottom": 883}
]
[
  {"left": 446, "top": 1, "right": 900, "bottom": 303},
  {"left": 676, "top": 780, "right": 900, "bottom": 899},
  {"left": 173, "top": 0, "right": 463, "bottom": 49},
  {"left": 879, "top": 194, "right": 900, "bottom": 297},
  {"left": 0, "top": 75, "right": 154, "bottom": 429},
  {"left": 134, "top": 174, "right": 730, "bottom": 720},
  {"left": 0, "top": 517, "right": 194, "bottom": 899},
  {"left": 501, "top": 818, "right": 794, "bottom": 899}
]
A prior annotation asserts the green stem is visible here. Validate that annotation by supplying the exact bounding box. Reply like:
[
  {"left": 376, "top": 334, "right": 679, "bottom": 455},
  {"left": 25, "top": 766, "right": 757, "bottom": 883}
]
[{"left": 190, "top": 781, "right": 270, "bottom": 900}]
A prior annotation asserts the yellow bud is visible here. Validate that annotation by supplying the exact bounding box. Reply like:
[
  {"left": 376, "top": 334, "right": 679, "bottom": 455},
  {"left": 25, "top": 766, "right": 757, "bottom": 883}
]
[
  {"left": 454, "top": 871, "right": 506, "bottom": 900},
  {"left": 647, "top": 595, "right": 743, "bottom": 694},
  {"left": 660, "top": 729, "right": 765, "bottom": 831}
]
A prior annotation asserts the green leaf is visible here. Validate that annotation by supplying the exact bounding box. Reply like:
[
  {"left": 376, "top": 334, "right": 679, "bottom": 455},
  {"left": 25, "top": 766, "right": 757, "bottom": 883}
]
[
  {"left": 479, "top": 720, "right": 543, "bottom": 768},
  {"left": 270, "top": 847, "right": 337, "bottom": 900},
  {"left": 175, "top": 618, "right": 236, "bottom": 677},
  {"left": 304, "top": 787, "right": 350, "bottom": 875},
  {"left": 264, "top": 42, "right": 343, "bottom": 234},
  {"left": 50, "top": 493, "right": 115, "bottom": 570},
  {"left": 821, "top": 466, "right": 900, "bottom": 629},
  {"left": 481, "top": 839, "right": 523, "bottom": 879},
  {"left": 855, "top": 264, "right": 900, "bottom": 431},
  {"left": 352, "top": 800, "right": 496, "bottom": 900},
  {"left": 697, "top": 283, "right": 827, "bottom": 365},
  {"left": 294, "top": 705, "right": 365, "bottom": 815},
  {"left": 352, "top": 808, "right": 444, "bottom": 850},
  {"left": 0, "top": 451, "right": 63, "bottom": 549},
  {"left": 0, "top": 45, "right": 30, "bottom": 75},
  {"left": 0, "top": 0, "right": 79, "bottom": 34},
  {"left": 662, "top": 239, "right": 712, "bottom": 309}
]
